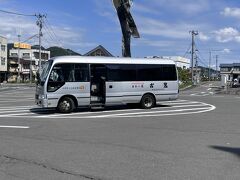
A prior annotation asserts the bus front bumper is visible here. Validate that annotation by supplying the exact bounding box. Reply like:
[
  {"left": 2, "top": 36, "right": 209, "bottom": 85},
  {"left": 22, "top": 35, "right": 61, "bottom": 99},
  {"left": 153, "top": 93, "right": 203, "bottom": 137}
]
[{"left": 35, "top": 94, "right": 48, "bottom": 108}]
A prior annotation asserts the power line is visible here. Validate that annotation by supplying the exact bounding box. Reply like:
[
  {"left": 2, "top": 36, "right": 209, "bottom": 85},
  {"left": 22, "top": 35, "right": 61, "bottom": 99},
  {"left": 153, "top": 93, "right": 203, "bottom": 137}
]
[
  {"left": 43, "top": 26, "right": 56, "bottom": 43},
  {"left": 43, "top": 23, "right": 62, "bottom": 47},
  {"left": 0, "top": 9, "right": 35, "bottom": 17},
  {"left": 45, "top": 18, "right": 63, "bottom": 47},
  {"left": 182, "top": 43, "right": 192, "bottom": 58},
  {"left": 195, "top": 45, "right": 209, "bottom": 67}
]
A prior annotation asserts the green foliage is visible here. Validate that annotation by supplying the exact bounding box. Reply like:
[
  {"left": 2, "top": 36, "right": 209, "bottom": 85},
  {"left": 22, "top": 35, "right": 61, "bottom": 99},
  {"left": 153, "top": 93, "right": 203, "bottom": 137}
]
[
  {"left": 177, "top": 67, "right": 191, "bottom": 83},
  {"left": 46, "top": 46, "right": 81, "bottom": 58}
]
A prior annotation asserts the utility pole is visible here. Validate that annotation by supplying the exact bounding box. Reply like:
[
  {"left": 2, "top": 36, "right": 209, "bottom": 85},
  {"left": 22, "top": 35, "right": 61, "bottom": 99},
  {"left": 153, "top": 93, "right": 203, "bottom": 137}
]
[
  {"left": 195, "top": 55, "right": 198, "bottom": 84},
  {"left": 17, "top": 34, "right": 21, "bottom": 83},
  {"left": 0, "top": 42, "right": 2, "bottom": 83},
  {"left": 216, "top": 55, "right": 218, "bottom": 80},
  {"left": 30, "top": 51, "right": 32, "bottom": 83},
  {"left": 190, "top": 30, "right": 198, "bottom": 84},
  {"left": 208, "top": 51, "right": 211, "bottom": 82},
  {"left": 36, "top": 14, "right": 46, "bottom": 72}
]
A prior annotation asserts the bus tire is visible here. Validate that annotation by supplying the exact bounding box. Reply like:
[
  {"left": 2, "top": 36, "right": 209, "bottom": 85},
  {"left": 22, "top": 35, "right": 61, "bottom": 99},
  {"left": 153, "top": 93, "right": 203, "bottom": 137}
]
[
  {"left": 140, "top": 94, "right": 155, "bottom": 109},
  {"left": 57, "top": 97, "right": 75, "bottom": 113}
]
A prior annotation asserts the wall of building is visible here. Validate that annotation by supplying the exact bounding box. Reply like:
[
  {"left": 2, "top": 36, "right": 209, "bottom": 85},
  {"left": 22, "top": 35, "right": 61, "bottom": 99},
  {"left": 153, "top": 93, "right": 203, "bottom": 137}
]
[
  {"left": 220, "top": 63, "right": 240, "bottom": 87},
  {"left": 8, "top": 48, "right": 50, "bottom": 82},
  {"left": 145, "top": 56, "right": 190, "bottom": 69},
  {"left": 161, "top": 56, "right": 190, "bottom": 69},
  {"left": 0, "top": 36, "right": 8, "bottom": 82},
  {"left": 0, "top": 36, "right": 8, "bottom": 72}
]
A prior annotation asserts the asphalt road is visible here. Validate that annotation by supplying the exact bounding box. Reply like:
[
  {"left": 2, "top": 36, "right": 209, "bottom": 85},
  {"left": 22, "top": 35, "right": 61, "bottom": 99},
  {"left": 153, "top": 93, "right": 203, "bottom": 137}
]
[{"left": 0, "top": 82, "right": 240, "bottom": 180}]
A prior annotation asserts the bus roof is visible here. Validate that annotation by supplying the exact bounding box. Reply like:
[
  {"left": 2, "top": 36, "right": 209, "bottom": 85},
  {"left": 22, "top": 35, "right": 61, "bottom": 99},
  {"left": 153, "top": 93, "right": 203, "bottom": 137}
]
[{"left": 50, "top": 56, "right": 176, "bottom": 65}]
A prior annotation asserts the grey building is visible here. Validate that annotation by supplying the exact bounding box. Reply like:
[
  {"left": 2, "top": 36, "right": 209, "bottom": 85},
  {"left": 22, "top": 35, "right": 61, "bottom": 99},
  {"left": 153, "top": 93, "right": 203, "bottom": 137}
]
[
  {"left": 8, "top": 47, "right": 50, "bottom": 82},
  {"left": 220, "top": 63, "right": 240, "bottom": 87},
  {"left": 0, "top": 36, "right": 7, "bottom": 83}
]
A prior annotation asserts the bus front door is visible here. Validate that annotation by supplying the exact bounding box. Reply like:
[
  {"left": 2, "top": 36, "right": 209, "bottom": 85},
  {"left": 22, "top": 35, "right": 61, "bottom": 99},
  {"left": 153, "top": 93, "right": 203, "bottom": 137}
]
[{"left": 90, "top": 64, "right": 106, "bottom": 105}]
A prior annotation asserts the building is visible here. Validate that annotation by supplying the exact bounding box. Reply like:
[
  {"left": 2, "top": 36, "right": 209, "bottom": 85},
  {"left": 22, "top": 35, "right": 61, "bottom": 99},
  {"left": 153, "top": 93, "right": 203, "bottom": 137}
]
[
  {"left": 220, "top": 63, "right": 240, "bottom": 87},
  {"left": 0, "top": 36, "right": 7, "bottom": 83},
  {"left": 84, "top": 45, "right": 113, "bottom": 57},
  {"left": 8, "top": 44, "right": 50, "bottom": 82},
  {"left": 145, "top": 56, "right": 190, "bottom": 69},
  {"left": 161, "top": 56, "right": 190, "bottom": 69}
]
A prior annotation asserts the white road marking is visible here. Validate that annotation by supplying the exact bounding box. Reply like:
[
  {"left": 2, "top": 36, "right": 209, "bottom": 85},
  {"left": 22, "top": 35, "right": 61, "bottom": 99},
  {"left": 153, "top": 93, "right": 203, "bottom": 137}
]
[
  {"left": 0, "top": 106, "right": 34, "bottom": 110},
  {"left": 0, "top": 100, "right": 216, "bottom": 119},
  {"left": 0, "top": 99, "right": 33, "bottom": 103},
  {"left": 84, "top": 107, "right": 212, "bottom": 118},
  {"left": 160, "top": 101, "right": 199, "bottom": 105},
  {"left": 38, "top": 101, "right": 199, "bottom": 118},
  {"left": 190, "top": 93, "right": 211, "bottom": 96},
  {"left": 0, "top": 126, "right": 29, "bottom": 129}
]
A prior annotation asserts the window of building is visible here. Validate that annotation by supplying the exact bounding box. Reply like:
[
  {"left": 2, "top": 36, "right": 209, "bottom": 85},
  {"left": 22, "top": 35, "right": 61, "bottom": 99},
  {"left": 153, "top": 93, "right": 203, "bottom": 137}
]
[
  {"left": 1, "top": 57, "right": 6, "bottom": 65},
  {"left": 233, "top": 67, "right": 240, "bottom": 71},
  {"left": 22, "top": 53, "right": 30, "bottom": 58},
  {"left": 34, "top": 52, "right": 39, "bottom": 59},
  {"left": 1, "top": 45, "right": 6, "bottom": 51},
  {"left": 11, "top": 53, "right": 18, "bottom": 57}
]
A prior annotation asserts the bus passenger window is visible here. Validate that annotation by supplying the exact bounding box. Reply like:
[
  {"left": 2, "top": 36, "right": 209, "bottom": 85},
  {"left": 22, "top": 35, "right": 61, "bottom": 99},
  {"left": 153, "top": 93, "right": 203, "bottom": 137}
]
[{"left": 49, "top": 67, "right": 64, "bottom": 82}]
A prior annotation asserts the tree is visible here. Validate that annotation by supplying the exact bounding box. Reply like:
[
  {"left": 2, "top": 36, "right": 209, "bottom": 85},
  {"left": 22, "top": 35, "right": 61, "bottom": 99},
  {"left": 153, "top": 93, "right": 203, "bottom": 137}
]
[{"left": 177, "top": 67, "right": 191, "bottom": 84}]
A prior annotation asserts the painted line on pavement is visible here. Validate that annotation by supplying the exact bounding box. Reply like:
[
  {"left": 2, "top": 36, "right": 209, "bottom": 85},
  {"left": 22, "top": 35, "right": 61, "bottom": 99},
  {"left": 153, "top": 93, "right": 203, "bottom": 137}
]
[
  {"left": 38, "top": 100, "right": 197, "bottom": 118},
  {"left": 0, "top": 126, "right": 29, "bottom": 129},
  {"left": 0, "top": 100, "right": 216, "bottom": 119},
  {"left": 84, "top": 107, "right": 212, "bottom": 118}
]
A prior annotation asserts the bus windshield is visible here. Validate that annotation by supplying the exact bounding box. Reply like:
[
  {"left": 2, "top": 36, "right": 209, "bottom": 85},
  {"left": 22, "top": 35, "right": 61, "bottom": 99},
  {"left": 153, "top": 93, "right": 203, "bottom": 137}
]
[{"left": 37, "top": 60, "right": 53, "bottom": 84}]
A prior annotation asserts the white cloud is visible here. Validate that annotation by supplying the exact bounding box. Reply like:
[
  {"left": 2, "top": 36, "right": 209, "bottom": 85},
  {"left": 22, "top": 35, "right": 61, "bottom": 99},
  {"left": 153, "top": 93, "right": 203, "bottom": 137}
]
[
  {"left": 214, "top": 27, "right": 240, "bottom": 43},
  {"left": 133, "top": 38, "right": 175, "bottom": 48},
  {"left": 0, "top": 12, "right": 94, "bottom": 52},
  {"left": 198, "top": 32, "right": 210, "bottom": 41},
  {"left": 133, "top": 3, "right": 160, "bottom": 15},
  {"left": 136, "top": 16, "right": 208, "bottom": 40},
  {"left": 223, "top": 48, "right": 231, "bottom": 53},
  {"left": 222, "top": 7, "right": 240, "bottom": 18},
  {"left": 150, "top": 0, "right": 210, "bottom": 14}
]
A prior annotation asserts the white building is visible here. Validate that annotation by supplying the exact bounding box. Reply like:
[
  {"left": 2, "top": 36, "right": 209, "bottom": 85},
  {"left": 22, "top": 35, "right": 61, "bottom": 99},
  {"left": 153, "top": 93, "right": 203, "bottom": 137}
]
[
  {"left": 8, "top": 47, "right": 50, "bottom": 82},
  {"left": 9, "top": 48, "right": 50, "bottom": 65},
  {"left": 161, "top": 56, "right": 190, "bottom": 69},
  {"left": 145, "top": 56, "right": 190, "bottom": 69},
  {"left": 0, "top": 36, "right": 7, "bottom": 83}
]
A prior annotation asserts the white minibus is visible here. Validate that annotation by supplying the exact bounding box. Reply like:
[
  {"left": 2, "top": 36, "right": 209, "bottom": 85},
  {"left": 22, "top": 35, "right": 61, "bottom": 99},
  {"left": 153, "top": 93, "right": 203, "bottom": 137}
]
[{"left": 35, "top": 56, "right": 179, "bottom": 113}]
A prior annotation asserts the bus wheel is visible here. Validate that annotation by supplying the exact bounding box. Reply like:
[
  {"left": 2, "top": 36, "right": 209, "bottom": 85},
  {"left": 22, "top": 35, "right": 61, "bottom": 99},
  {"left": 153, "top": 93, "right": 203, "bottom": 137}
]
[
  {"left": 141, "top": 94, "right": 155, "bottom": 109},
  {"left": 57, "top": 97, "right": 75, "bottom": 113}
]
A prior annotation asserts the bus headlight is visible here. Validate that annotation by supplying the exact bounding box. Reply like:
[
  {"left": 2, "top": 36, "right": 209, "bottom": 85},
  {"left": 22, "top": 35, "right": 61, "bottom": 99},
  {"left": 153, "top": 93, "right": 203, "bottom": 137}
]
[{"left": 40, "top": 94, "right": 47, "bottom": 99}]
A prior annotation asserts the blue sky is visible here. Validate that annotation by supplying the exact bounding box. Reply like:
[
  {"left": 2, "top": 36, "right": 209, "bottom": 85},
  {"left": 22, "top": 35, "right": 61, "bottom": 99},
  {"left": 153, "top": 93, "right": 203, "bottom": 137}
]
[{"left": 0, "top": 0, "right": 240, "bottom": 66}]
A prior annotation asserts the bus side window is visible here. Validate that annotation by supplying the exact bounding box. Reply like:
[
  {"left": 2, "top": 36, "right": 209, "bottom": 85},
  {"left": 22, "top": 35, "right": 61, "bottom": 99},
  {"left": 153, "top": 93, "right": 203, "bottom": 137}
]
[
  {"left": 49, "top": 66, "right": 64, "bottom": 82},
  {"left": 74, "top": 64, "right": 89, "bottom": 82}
]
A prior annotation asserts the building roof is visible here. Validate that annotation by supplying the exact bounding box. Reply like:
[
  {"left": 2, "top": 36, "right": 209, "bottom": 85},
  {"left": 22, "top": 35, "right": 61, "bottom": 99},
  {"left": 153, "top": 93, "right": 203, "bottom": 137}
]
[
  {"left": 220, "top": 63, "right": 240, "bottom": 68},
  {"left": 84, "top": 45, "right": 113, "bottom": 57}
]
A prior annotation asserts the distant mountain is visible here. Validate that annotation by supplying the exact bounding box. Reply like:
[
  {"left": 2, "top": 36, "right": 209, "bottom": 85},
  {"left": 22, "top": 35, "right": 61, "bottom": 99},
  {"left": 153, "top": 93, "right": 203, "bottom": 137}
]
[
  {"left": 46, "top": 46, "right": 81, "bottom": 57},
  {"left": 31, "top": 45, "right": 46, "bottom": 50}
]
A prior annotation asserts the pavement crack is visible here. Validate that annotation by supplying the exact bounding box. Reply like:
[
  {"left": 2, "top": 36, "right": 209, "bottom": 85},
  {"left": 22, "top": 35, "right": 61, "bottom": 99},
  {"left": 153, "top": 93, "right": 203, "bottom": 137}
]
[{"left": 0, "top": 154, "right": 104, "bottom": 180}]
